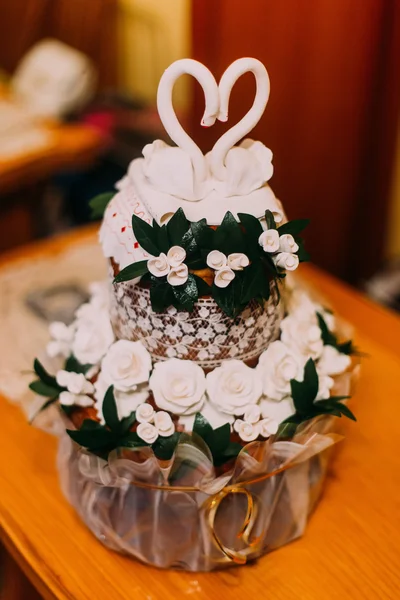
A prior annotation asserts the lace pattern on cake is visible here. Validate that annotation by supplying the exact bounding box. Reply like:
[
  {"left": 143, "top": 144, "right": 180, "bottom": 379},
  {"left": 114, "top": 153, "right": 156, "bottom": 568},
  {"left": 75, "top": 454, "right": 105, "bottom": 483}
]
[{"left": 109, "top": 269, "right": 283, "bottom": 368}]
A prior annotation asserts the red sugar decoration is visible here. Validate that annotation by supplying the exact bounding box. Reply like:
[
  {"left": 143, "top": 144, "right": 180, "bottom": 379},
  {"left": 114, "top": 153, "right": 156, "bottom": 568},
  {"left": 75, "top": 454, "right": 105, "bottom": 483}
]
[
  {"left": 121, "top": 226, "right": 126, "bottom": 232},
  {"left": 113, "top": 213, "right": 117, "bottom": 217},
  {"left": 134, "top": 242, "right": 139, "bottom": 249}
]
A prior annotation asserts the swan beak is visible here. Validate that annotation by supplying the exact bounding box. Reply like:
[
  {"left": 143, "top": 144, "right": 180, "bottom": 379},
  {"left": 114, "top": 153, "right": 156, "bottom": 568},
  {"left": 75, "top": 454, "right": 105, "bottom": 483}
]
[{"left": 201, "top": 113, "right": 217, "bottom": 127}]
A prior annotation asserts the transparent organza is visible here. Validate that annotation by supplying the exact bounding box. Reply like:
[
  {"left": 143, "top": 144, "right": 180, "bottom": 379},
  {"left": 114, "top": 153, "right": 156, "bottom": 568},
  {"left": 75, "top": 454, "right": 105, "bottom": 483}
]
[{"left": 57, "top": 373, "right": 357, "bottom": 575}]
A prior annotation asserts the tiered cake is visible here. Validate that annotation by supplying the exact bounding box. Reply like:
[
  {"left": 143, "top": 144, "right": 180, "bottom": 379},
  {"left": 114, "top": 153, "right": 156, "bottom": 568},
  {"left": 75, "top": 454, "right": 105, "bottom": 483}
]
[{"left": 29, "top": 58, "right": 358, "bottom": 570}]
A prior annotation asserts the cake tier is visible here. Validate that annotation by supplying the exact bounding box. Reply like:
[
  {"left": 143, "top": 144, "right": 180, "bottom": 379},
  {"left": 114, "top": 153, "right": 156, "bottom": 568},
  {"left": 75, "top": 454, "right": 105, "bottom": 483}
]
[{"left": 109, "top": 268, "right": 283, "bottom": 369}]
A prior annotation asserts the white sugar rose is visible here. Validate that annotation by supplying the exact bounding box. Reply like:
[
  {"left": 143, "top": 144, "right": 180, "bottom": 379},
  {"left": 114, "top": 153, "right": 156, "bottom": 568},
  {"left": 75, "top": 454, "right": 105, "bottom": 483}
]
[
  {"left": 279, "top": 234, "right": 299, "bottom": 253},
  {"left": 101, "top": 340, "right": 152, "bottom": 392},
  {"left": 214, "top": 266, "right": 235, "bottom": 288},
  {"left": 280, "top": 314, "right": 324, "bottom": 360},
  {"left": 235, "top": 420, "right": 260, "bottom": 442},
  {"left": 274, "top": 252, "right": 299, "bottom": 271},
  {"left": 72, "top": 311, "right": 114, "bottom": 365},
  {"left": 137, "top": 422, "right": 158, "bottom": 444},
  {"left": 167, "top": 263, "right": 188, "bottom": 286},
  {"left": 207, "top": 360, "right": 262, "bottom": 416},
  {"left": 227, "top": 253, "right": 250, "bottom": 271},
  {"left": 167, "top": 245, "right": 186, "bottom": 267},
  {"left": 258, "top": 229, "right": 280, "bottom": 253},
  {"left": 317, "top": 345, "right": 351, "bottom": 377},
  {"left": 154, "top": 411, "right": 175, "bottom": 437},
  {"left": 136, "top": 403, "right": 155, "bottom": 423},
  {"left": 148, "top": 253, "right": 170, "bottom": 277},
  {"left": 56, "top": 370, "right": 94, "bottom": 407},
  {"left": 207, "top": 250, "right": 227, "bottom": 270},
  {"left": 149, "top": 358, "right": 206, "bottom": 415},
  {"left": 256, "top": 341, "right": 305, "bottom": 401}
]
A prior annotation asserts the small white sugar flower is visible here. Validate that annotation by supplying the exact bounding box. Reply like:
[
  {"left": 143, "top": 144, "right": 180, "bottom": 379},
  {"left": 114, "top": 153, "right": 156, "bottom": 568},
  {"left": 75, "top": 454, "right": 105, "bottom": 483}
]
[
  {"left": 56, "top": 370, "right": 94, "bottom": 407},
  {"left": 243, "top": 405, "right": 261, "bottom": 424},
  {"left": 258, "top": 417, "right": 279, "bottom": 437},
  {"left": 207, "top": 250, "right": 227, "bottom": 270},
  {"left": 227, "top": 253, "right": 250, "bottom": 271},
  {"left": 214, "top": 266, "right": 235, "bottom": 288},
  {"left": 136, "top": 403, "right": 155, "bottom": 423},
  {"left": 167, "top": 246, "right": 186, "bottom": 268},
  {"left": 237, "top": 421, "right": 260, "bottom": 442},
  {"left": 154, "top": 411, "right": 175, "bottom": 437},
  {"left": 234, "top": 418, "right": 244, "bottom": 433},
  {"left": 137, "top": 422, "right": 159, "bottom": 444},
  {"left": 47, "top": 321, "right": 75, "bottom": 358},
  {"left": 274, "top": 252, "right": 299, "bottom": 272},
  {"left": 59, "top": 391, "right": 93, "bottom": 407},
  {"left": 148, "top": 253, "right": 170, "bottom": 277},
  {"left": 258, "top": 229, "right": 280, "bottom": 253},
  {"left": 279, "top": 234, "right": 299, "bottom": 253},
  {"left": 167, "top": 263, "right": 189, "bottom": 286}
]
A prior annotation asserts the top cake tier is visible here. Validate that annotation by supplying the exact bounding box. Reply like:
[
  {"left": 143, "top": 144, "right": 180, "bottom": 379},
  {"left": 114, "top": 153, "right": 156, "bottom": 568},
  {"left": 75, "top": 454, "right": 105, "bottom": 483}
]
[
  {"left": 100, "top": 57, "right": 288, "bottom": 270},
  {"left": 97, "top": 58, "right": 309, "bottom": 361}
]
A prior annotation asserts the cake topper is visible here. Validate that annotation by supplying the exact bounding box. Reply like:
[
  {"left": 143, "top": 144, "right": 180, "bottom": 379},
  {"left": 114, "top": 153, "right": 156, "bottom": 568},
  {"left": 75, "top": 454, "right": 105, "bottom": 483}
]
[
  {"left": 210, "top": 57, "right": 274, "bottom": 197},
  {"left": 142, "top": 59, "right": 220, "bottom": 201},
  {"left": 142, "top": 57, "right": 274, "bottom": 202}
]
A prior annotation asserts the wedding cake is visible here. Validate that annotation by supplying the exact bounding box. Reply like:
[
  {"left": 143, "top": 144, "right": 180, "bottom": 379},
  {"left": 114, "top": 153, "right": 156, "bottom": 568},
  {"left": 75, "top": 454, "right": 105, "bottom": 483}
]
[{"left": 29, "top": 58, "right": 358, "bottom": 570}]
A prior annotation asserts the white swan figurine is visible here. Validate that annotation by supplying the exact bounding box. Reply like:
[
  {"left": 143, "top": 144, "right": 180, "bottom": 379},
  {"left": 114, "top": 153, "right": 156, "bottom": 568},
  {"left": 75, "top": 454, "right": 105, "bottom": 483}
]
[
  {"left": 142, "top": 59, "right": 220, "bottom": 201},
  {"left": 210, "top": 58, "right": 274, "bottom": 197}
]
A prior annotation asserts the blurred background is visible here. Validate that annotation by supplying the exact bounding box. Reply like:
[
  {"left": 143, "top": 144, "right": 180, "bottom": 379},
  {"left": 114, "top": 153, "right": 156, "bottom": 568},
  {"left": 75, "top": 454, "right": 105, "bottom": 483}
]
[{"left": 0, "top": 0, "right": 400, "bottom": 311}]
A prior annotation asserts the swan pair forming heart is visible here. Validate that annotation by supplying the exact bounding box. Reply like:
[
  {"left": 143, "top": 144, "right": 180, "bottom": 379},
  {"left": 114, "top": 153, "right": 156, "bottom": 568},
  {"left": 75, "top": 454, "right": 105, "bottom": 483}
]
[{"left": 142, "top": 57, "right": 274, "bottom": 202}]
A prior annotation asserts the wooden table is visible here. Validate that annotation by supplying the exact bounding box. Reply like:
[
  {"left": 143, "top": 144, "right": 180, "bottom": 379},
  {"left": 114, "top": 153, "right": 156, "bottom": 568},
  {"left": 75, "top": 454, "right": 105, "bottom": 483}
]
[{"left": 0, "top": 228, "right": 399, "bottom": 600}]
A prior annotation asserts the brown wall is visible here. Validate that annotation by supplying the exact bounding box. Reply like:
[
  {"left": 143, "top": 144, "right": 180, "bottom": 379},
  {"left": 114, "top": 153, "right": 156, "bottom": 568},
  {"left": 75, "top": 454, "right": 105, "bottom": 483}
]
[{"left": 191, "top": 0, "right": 400, "bottom": 282}]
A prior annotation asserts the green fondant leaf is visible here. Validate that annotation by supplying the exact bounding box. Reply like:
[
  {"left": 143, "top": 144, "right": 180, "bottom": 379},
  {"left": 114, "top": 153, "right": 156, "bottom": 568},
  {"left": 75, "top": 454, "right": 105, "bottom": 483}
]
[
  {"left": 238, "top": 212, "right": 263, "bottom": 238},
  {"left": 190, "top": 218, "right": 215, "bottom": 249},
  {"left": 214, "top": 211, "right": 245, "bottom": 254},
  {"left": 118, "top": 412, "right": 137, "bottom": 435},
  {"left": 192, "top": 274, "right": 211, "bottom": 297},
  {"left": 166, "top": 208, "right": 190, "bottom": 246},
  {"left": 150, "top": 280, "right": 174, "bottom": 312},
  {"left": 113, "top": 260, "right": 149, "bottom": 283},
  {"left": 131, "top": 214, "right": 160, "bottom": 256},
  {"left": 29, "top": 380, "right": 61, "bottom": 397},
  {"left": 33, "top": 358, "right": 59, "bottom": 387},
  {"left": 65, "top": 355, "right": 91, "bottom": 374},
  {"left": 89, "top": 192, "right": 115, "bottom": 219},
  {"left": 172, "top": 274, "right": 198, "bottom": 311},
  {"left": 265, "top": 210, "right": 277, "bottom": 230},
  {"left": 102, "top": 386, "right": 120, "bottom": 431},
  {"left": 278, "top": 218, "right": 310, "bottom": 236},
  {"left": 153, "top": 432, "right": 181, "bottom": 460}
]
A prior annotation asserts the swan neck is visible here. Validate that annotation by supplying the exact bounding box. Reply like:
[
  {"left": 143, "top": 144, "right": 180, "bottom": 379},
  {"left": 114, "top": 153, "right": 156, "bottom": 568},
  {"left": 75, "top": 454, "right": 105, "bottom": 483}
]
[{"left": 157, "top": 59, "right": 219, "bottom": 186}]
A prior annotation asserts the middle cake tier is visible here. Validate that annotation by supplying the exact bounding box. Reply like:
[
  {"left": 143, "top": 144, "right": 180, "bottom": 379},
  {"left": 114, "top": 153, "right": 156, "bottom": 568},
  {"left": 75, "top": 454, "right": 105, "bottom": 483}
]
[{"left": 109, "top": 273, "right": 283, "bottom": 369}]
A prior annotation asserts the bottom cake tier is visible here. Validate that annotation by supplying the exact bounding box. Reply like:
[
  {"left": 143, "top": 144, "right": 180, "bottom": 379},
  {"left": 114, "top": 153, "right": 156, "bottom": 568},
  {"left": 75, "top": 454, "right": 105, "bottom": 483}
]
[{"left": 57, "top": 416, "right": 336, "bottom": 571}]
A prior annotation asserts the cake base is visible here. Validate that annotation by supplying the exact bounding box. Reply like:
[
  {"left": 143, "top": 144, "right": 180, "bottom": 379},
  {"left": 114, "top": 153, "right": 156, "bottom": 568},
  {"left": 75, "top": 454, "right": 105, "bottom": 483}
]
[{"left": 58, "top": 420, "right": 336, "bottom": 571}]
